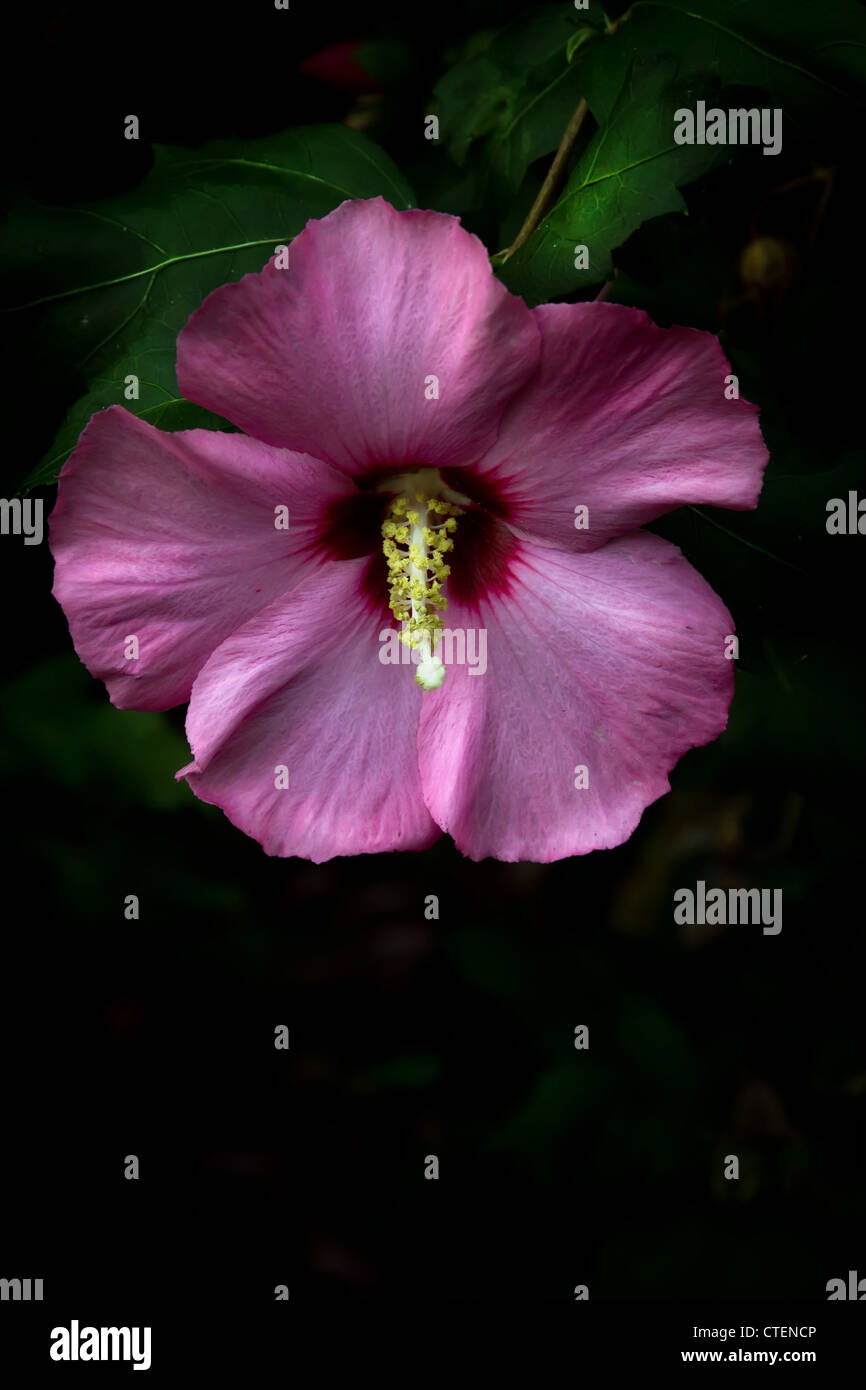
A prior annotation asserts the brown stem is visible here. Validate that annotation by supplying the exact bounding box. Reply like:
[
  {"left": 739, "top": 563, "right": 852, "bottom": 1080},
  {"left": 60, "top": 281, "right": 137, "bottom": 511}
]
[{"left": 497, "top": 97, "right": 589, "bottom": 263}]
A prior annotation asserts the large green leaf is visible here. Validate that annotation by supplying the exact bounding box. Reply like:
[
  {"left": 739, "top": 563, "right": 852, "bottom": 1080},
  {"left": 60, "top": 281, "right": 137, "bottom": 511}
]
[
  {"left": 498, "top": 53, "right": 730, "bottom": 303},
  {"left": 497, "top": 0, "right": 866, "bottom": 303},
  {"left": 1, "top": 126, "right": 415, "bottom": 491}
]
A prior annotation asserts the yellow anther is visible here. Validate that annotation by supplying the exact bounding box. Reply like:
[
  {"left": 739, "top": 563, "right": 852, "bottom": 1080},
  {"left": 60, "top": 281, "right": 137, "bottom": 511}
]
[{"left": 380, "top": 478, "right": 465, "bottom": 682}]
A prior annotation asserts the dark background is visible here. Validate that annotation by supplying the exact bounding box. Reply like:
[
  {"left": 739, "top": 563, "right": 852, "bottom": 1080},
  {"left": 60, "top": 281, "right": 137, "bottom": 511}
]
[{"left": 1, "top": 0, "right": 864, "bottom": 1345}]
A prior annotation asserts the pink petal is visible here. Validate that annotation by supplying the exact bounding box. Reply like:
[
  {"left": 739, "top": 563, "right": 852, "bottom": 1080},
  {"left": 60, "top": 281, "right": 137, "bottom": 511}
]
[
  {"left": 417, "top": 529, "right": 736, "bottom": 862},
  {"left": 50, "top": 407, "right": 350, "bottom": 710},
  {"left": 464, "top": 302, "right": 768, "bottom": 552},
  {"left": 180, "top": 558, "right": 440, "bottom": 861},
  {"left": 176, "top": 197, "right": 541, "bottom": 475}
]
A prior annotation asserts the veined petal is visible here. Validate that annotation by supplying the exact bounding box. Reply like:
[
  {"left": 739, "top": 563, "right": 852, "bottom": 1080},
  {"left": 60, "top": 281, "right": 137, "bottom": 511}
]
[
  {"left": 180, "top": 557, "right": 440, "bottom": 861},
  {"left": 464, "top": 302, "right": 768, "bottom": 552},
  {"left": 177, "top": 197, "right": 541, "bottom": 475},
  {"left": 417, "top": 530, "right": 735, "bottom": 862},
  {"left": 50, "top": 407, "right": 349, "bottom": 709}
]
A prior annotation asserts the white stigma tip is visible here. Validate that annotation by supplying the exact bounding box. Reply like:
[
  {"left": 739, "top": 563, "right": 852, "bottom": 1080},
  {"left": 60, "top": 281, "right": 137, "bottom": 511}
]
[{"left": 415, "top": 656, "right": 446, "bottom": 691}]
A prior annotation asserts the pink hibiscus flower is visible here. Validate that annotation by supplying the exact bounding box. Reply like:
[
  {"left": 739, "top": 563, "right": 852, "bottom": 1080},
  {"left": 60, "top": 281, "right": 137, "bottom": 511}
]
[{"left": 50, "top": 197, "right": 768, "bottom": 863}]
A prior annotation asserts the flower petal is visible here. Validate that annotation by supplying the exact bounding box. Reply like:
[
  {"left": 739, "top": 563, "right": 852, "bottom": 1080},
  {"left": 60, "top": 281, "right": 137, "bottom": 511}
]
[
  {"left": 417, "top": 530, "right": 735, "bottom": 862},
  {"left": 177, "top": 197, "right": 541, "bottom": 475},
  {"left": 50, "top": 407, "right": 349, "bottom": 710},
  {"left": 465, "top": 302, "right": 768, "bottom": 552},
  {"left": 180, "top": 557, "right": 440, "bottom": 861}
]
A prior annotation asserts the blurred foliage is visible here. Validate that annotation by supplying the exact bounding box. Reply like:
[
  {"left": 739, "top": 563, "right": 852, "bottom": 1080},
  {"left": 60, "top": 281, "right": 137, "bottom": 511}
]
[{"left": 0, "top": 653, "right": 191, "bottom": 808}]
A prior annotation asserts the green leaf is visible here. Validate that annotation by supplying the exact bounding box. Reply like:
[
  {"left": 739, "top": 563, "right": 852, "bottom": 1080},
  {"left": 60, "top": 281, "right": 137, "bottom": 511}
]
[
  {"left": 432, "top": 3, "right": 603, "bottom": 205},
  {"left": 566, "top": 25, "right": 598, "bottom": 67},
  {"left": 498, "top": 53, "right": 730, "bottom": 303},
  {"left": 498, "top": 0, "right": 866, "bottom": 304},
  {"left": 582, "top": 0, "right": 866, "bottom": 128},
  {"left": 2, "top": 126, "right": 415, "bottom": 491},
  {"left": 636, "top": 0, "right": 866, "bottom": 110}
]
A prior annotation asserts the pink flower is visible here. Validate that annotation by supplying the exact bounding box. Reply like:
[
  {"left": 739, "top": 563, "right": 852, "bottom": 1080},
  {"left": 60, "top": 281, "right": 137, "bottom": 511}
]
[{"left": 50, "top": 197, "right": 768, "bottom": 863}]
